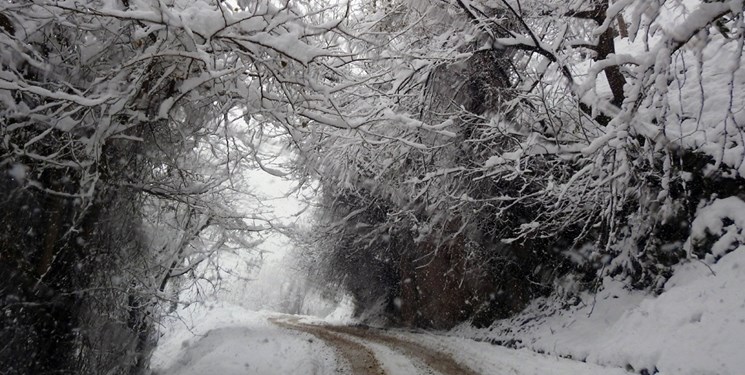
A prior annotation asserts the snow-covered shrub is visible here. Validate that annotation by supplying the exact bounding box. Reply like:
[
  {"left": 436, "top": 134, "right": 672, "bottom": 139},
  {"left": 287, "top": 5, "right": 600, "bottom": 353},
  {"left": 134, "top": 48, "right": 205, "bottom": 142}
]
[{"left": 685, "top": 196, "right": 745, "bottom": 262}]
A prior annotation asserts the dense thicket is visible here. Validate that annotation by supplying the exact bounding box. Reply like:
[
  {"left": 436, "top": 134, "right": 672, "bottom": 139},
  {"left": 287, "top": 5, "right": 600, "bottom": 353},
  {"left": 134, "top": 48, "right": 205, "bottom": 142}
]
[
  {"left": 298, "top": 0, "right": 745, "bottom": 328},
  {"left": 0, "top": 0, "right": 349, "bottom": 372}
]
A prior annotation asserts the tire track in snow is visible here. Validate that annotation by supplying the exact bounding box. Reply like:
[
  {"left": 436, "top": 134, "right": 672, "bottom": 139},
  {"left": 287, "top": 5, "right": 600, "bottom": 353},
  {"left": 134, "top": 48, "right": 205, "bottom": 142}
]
[
  {"left": 323, "top": 325, "right": 480, "bottom": 375},
  {"left": 270, "top": 318, "right": 385, "bottom": 375},
  {"left": 274, "top": 318, "right": 480, "bottom": 375},
  {"left": 338, "top": 332, "right": 438, "bottom": 375}
]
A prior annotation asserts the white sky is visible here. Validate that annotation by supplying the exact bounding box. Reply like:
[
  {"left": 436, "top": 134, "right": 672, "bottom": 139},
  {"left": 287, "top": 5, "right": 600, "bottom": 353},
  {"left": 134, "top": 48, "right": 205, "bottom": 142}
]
[{"left": 215, "top": 150, "right": 335, "bottom": 314}]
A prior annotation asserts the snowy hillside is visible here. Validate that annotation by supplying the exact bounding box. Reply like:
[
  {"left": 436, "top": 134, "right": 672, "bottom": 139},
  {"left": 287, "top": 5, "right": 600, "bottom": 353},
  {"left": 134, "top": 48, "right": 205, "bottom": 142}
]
[{"left": 452, "top": 246, "right": 745, "bottom": 375}]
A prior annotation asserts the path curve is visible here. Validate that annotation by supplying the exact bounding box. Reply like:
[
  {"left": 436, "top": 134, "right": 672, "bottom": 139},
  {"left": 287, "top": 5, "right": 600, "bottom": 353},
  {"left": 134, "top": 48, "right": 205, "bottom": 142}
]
[
  {"left": 270, "top": 318, "right": 385, "bottom": 375},
  {"left": 324, "top": 325, "right": 480, "bottom": 375},
  {"left": 272, "top": 318, "right": 480, "bottom": 375}
]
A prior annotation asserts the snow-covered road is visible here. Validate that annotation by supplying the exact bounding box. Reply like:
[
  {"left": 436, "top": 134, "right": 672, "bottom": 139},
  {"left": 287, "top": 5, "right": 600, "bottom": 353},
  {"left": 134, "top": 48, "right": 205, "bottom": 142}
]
[
  {"left": 152, "top": 304, "right": 633, "bottom": 375},
  {"left": 155, "top": 325, "right": 339, "bottom": 375}
]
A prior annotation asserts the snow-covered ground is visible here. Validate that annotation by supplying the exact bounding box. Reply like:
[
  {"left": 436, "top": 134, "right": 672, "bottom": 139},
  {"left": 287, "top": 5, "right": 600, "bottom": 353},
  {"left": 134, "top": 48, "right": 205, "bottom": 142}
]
[
  {"left": 152, "top": 302, "right": 634, "bottom": 375},
  {"left": 152, "top": 249, "right": 744, "bottom": 374},
  {"left": 151, "top": 304, "right": 346, "bottom": 375},
  {"left": 152, "top": 248, "right": 744, "bottom": 375},
  {"left": 389, "top": 332, "right": 632, "bottom": 375},
  {"left": 451, "top": 246, "right": 745, "bottom": 375}
]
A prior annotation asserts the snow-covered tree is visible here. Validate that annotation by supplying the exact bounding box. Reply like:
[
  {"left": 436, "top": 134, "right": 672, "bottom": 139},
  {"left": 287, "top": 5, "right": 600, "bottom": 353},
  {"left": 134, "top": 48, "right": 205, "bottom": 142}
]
[
  {"left": 0, "top": 0, "right": 357, "bottom": 372},
  {"left": 298, "top": 0, "right": 745, "bottom": 326}
]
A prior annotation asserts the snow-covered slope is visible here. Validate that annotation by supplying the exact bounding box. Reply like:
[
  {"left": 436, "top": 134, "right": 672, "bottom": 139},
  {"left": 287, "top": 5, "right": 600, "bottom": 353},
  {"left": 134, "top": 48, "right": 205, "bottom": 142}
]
[{"left": 453, "top": 246, "right": 745, "bottom": 375}]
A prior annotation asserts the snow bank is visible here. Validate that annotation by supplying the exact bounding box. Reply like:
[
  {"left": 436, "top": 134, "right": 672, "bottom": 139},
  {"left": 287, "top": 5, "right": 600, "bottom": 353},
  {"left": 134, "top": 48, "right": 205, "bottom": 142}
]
[
  {"left": 151, "top": 302, "right": 269, "bottom": 370},
  {"left": 398, "top": 332, "right": 633, "bottom": 375},
  {"left": 591, "top": 247, "right": 745, "bottom": 374},
  {"left": 454, "top": 247, "right": 745, "bottom": 375},
  {"left": 155, "top": 326, "right": 338, "bottom": 375},
  {"left": 151, "top": 302, "right": 341, "bottom": 374}
]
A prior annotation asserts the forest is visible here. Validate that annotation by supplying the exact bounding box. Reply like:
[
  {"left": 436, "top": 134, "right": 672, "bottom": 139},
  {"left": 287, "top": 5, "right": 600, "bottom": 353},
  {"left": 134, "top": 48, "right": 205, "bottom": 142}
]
[{"left": 1, "top": 0, "right": 744, "bottom": 373}]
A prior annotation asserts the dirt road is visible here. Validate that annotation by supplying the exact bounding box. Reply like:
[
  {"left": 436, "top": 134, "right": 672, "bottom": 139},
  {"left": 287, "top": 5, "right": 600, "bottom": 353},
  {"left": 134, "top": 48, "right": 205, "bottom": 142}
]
[
  {"left": 271, "top": 318, "right": 385, "bottom": 374},
  {"left": 271, "top": 318, "right": 480, "bottom": 375}
]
